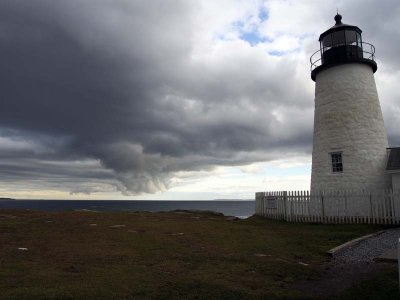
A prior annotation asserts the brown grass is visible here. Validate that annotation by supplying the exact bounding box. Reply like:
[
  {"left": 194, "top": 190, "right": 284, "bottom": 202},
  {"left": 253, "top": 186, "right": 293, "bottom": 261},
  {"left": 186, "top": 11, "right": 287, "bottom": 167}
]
[{"left": 0, "top": 209, "right": 393, "bottom": 299}]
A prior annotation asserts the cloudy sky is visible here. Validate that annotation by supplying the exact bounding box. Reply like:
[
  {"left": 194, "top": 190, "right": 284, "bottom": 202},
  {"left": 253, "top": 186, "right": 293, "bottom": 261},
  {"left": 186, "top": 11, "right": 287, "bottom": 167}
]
[{"left": 1, "top": 0, "right": 399, "bottom": 200}]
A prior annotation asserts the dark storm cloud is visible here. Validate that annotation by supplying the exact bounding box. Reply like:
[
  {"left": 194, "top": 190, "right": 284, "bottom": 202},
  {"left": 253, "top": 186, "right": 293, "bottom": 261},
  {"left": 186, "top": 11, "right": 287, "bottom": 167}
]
[
  {"left": 0, "top": 0, "right": 315, "bottom": 194},
  {"left": 2, "top": 1, "right": 398, "bottom": 195}
]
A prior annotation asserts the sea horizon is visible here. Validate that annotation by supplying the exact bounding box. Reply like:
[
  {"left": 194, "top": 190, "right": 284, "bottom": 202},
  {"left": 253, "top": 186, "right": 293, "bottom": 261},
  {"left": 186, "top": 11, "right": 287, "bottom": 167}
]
[{"left": 0, "top": 199, "right": 256, "bottom": 218}]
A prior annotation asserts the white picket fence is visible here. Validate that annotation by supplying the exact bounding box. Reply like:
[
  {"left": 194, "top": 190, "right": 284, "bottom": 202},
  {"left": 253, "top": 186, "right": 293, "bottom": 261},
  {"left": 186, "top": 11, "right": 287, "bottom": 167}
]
[{"left": 255, "top": 190, "right": 400, "bottom": 224}]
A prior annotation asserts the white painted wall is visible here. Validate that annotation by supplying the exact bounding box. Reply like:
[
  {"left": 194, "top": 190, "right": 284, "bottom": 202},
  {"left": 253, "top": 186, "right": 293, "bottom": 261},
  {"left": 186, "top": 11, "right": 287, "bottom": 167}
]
[
  {"left": 392, "top": 173, "right": 400, "bottom": 191},
  {"left": 311, "top": 63, "right": 389, "bottom": 192}
]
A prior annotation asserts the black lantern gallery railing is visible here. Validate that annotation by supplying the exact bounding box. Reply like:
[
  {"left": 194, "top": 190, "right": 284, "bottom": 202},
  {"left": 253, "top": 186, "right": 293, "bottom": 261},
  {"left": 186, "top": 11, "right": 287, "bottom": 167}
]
[{"left": 310, "top": 41, "right": 376, "bottom": 71}]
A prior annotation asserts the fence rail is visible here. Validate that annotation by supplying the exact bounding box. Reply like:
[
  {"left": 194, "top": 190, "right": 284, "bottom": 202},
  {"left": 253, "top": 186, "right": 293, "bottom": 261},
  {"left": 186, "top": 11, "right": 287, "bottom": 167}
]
[{"left": 255, "top": 190, "right": 400, "bottom": 225}]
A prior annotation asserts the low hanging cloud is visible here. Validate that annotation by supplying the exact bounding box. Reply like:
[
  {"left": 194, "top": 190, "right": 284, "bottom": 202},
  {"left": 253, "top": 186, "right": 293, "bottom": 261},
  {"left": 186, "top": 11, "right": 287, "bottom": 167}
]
[{"left": 0, "top": 0, "right": 399, "bottom": 195}]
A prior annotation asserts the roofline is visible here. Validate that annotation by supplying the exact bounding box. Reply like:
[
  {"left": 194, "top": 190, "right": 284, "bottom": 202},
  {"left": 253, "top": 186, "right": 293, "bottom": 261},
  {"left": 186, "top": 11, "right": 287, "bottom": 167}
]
[{"left": 387, "top": 170, "right": 400, "bottom": 174}]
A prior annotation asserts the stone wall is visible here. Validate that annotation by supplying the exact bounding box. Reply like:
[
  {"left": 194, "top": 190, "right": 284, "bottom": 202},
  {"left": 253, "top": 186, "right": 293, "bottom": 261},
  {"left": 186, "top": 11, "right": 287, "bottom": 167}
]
[{"left": 311, "top": 63, "right": 389, "bottom": 192}]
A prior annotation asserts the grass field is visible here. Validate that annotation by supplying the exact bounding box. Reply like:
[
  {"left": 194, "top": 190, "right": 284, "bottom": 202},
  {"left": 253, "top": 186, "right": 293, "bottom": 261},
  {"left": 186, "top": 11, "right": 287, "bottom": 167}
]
[{"left": 0, "top": 209, "right": 397, "bottom": 299}]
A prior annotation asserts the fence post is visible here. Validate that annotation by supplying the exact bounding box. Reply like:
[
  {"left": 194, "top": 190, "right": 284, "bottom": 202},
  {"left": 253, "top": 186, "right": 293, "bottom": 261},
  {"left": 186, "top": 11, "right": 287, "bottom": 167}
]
[
  {"left": 283, "top": 191, "right": 288, "bottom": 221},
  {"left": 398, "top": 238, "right": 400, "bottom": 291},
  {"left": 321, "top": 192, "right": 325, "bottom": 219},
  {"left": 369, "top": 193, "right": 373, "bottom": 223}
]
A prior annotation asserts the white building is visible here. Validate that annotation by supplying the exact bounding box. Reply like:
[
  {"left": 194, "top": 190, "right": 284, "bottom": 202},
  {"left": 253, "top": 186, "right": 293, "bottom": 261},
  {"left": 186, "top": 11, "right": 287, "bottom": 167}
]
[
  {"left": 309, "top": 14, "right": 399, "bottom": 193},
  {"left": 387, "top": 148, "right": 400, "bottom": 191}
]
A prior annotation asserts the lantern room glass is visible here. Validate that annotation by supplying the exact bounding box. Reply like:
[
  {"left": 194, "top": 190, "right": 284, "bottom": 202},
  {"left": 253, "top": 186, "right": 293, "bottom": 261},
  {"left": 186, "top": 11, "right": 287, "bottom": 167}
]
[{"left": 320, "top": 29, "right": 362, "bottom": 55}]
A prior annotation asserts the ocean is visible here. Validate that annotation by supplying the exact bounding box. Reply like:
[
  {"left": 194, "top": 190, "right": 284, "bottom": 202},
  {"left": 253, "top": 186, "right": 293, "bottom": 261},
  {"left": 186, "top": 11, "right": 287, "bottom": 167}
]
[{"left": 0, "top": 200, "right": 255, "bottom": 218}]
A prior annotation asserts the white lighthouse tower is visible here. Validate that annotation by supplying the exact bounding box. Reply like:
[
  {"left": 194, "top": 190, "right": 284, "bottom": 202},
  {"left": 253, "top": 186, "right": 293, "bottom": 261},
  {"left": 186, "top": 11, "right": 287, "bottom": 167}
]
[{"left": 310, "top": 14, "right": 389, "bottom": 193}]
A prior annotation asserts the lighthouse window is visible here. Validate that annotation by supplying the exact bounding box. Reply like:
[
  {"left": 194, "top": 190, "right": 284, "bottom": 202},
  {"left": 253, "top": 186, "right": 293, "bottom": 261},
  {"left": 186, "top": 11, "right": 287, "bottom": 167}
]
[
  {"left": 322, "top": 35, "right": 333, "bottom": 50},
  {"left": 331, "top": 152, "right": 343, "bottom": 173},
  {"left": 345, "top": 30, "right": 357, "bottom": 46},
  {"left": 331, "top": 31, "right": 346, "bottom": 47}
]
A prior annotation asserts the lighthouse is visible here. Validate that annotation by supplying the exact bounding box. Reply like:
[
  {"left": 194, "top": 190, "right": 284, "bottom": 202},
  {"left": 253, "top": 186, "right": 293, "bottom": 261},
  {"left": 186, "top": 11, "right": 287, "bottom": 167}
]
[{"left": 310, "top": 14, "right": 389, "bottom": 192}]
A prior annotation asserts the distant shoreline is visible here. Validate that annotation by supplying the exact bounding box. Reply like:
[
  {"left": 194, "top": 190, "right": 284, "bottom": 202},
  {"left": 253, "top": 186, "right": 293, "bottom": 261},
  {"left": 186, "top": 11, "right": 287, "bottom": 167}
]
[{"left": 0, "top": 199, "right": 255, "bottom": 218}]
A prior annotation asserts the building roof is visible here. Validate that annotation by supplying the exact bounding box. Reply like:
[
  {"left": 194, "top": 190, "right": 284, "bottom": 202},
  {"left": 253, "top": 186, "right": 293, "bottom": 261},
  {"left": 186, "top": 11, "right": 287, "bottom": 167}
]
[
  {"left": 318, "top": 14, "right": 361, "bottom": 42},
  {"left": 386, "top": 148, "right": 400, "bottom": 171}
]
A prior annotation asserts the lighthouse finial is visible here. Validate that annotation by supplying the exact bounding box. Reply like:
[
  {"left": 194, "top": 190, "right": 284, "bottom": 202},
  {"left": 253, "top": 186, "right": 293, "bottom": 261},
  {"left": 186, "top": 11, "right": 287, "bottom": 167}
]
[{"left": 334, "top": 11, "right": 342, "bottom": 25}]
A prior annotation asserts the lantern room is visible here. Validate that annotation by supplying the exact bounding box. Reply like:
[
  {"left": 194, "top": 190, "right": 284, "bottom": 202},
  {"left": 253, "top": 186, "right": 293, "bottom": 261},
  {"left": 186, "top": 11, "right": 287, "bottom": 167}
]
[{"left": 310, "top": 14, "right": 377, "bottom": 81}]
